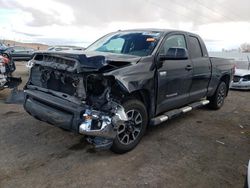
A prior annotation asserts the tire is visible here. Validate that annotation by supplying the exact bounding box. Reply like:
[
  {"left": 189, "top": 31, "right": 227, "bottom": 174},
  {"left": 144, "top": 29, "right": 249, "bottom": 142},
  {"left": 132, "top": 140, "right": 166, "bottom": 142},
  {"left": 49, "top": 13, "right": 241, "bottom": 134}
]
[
  {"left": 208, "top": 81, "right": 227, "bottom": 110},
  {"left": 110, "top": 99, "right": 148, "bottom": 154}
]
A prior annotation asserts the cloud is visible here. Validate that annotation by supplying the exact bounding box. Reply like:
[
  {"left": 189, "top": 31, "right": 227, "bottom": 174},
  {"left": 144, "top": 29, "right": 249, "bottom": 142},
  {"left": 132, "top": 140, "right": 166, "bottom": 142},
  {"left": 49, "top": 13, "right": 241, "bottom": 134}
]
[
  {"left": 0, "top": 0, "right": 250, "bottom": 50},
  {"left": 13, "top": 30, "right": 42, "bottom": 37},
  {"left": 0, "top": 0, "right": 74, "bottom": 26},
  {"left": 196, "top": 21, "right": 250, "bottom": 51},
  {"left": 2, "top": 0, "right": 250, "bottom": 27},
  {"left": 54, "top": 0, "right": 250, "bottom": 27}
]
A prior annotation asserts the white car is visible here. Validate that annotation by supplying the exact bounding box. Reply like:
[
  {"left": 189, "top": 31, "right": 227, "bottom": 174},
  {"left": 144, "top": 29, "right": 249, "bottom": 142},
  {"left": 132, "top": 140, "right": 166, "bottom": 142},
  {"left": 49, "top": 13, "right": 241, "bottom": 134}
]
[{"left": 230, "top": 69, "right": 250, "bottom": 90}]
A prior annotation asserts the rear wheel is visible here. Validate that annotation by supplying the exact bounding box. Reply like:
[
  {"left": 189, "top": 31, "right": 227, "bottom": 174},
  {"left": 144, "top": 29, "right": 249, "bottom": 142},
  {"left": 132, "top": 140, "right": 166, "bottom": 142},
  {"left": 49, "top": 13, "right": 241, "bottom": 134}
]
[
  {"left": 110, "top": 99, "right": 148, "bottom": 154},
  {"left": 208, "top": 81, "right": 227, "bottom": 110}
]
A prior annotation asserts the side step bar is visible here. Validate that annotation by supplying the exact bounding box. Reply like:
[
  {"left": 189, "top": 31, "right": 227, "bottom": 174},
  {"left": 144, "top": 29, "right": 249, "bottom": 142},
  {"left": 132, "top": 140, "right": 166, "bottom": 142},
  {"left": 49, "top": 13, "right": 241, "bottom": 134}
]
[{"left": 150, "top": 100, "right": 209, "bottom": 126}]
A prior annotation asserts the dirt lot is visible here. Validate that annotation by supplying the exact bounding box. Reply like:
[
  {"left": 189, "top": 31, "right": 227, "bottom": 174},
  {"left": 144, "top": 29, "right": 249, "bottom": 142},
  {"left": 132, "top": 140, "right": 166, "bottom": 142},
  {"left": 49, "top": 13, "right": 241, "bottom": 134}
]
[{"left": 0, "top": 62, "right": 249, "bottom": 188}]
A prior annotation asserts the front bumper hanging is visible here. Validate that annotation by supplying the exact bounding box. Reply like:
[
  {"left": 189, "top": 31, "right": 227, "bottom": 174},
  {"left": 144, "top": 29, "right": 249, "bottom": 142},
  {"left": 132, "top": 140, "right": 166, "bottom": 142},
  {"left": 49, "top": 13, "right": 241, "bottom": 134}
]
[{"left": 24, "top": 89, "right": 127, "bottom": 139}]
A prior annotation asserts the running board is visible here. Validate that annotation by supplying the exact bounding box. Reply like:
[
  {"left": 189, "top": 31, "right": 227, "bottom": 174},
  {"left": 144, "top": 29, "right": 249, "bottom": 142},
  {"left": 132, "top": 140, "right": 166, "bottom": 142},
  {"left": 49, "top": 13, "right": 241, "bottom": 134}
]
[{"left": 150, "top": 100, "right": 210, "bottom": 126}]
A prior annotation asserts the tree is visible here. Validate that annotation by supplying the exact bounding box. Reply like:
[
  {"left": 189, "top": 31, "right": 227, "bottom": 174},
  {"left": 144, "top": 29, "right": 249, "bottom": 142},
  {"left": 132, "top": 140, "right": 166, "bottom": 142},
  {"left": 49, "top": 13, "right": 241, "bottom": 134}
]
[{"left": 240, "top": 43, "right": 250, "bottom": 52}]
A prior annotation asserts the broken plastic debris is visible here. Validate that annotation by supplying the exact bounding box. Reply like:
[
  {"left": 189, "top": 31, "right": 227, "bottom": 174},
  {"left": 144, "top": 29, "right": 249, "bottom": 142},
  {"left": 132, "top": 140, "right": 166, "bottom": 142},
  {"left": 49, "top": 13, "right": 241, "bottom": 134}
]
[
  {"left": 216, "top": 140, "right": 225, "bottom": 145},
  {"left": 239, "top": 124, "right": 244, "bottom": 129}
]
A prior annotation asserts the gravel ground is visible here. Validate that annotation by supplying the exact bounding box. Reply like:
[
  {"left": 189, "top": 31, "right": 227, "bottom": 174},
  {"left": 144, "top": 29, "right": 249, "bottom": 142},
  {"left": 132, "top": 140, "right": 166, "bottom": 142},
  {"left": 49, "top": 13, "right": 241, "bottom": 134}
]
[{"left": 0, "top": 62, "right": 249, "bottom": 188}]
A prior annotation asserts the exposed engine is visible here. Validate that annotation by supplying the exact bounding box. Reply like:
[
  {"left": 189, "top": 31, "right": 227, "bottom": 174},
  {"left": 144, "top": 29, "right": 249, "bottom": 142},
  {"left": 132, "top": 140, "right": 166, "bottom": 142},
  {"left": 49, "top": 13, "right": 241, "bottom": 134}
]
[
  {"left": 29, "top": 65, "right": 84, "bottom": 98},
  {"left": 27, "top": 62, "right": 127, "bottom": 143},
  {"left": 28, "top": 63, "right": 124, "bottom": 110}
]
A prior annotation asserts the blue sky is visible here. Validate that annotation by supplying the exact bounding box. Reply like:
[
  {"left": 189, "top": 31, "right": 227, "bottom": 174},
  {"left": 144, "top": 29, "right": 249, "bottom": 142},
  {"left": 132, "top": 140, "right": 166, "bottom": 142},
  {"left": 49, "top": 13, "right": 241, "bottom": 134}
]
[{"left": 0, "top": 0, "right": 250, "bottom": 51}]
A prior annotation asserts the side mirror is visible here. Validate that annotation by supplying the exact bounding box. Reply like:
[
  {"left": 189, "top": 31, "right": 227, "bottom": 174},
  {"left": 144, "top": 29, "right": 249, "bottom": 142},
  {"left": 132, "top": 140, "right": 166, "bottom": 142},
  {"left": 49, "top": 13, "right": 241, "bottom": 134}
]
[{"left": 159, "top": 47, "right": 188, "bottom": 61}]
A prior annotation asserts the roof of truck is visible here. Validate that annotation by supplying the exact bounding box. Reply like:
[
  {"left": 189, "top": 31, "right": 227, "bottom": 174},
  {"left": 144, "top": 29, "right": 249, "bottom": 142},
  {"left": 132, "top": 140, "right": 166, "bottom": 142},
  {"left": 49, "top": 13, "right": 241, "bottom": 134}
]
[{"left": 120, "top": 28, "right": 197, "bottom": 35}]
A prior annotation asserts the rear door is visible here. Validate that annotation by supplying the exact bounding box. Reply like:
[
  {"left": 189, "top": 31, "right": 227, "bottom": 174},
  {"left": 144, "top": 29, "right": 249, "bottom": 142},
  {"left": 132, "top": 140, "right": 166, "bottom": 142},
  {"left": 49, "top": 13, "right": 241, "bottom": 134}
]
[
  {"left": 156, "top": 33, "right": 193, "bottom": 114},
  {"left": 187, "top": 35, "right": 211, "bottom": 101}
]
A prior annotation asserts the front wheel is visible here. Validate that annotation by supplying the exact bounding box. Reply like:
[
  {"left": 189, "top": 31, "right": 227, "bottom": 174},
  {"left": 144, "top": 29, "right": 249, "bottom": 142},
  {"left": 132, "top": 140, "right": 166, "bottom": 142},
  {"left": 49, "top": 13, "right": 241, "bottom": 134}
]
[
  {"left": 208, "top": 81, "right": 227, "bottom": 110},
  {"left": 110, "top": 99, "right": 148, "bottom": 154}
]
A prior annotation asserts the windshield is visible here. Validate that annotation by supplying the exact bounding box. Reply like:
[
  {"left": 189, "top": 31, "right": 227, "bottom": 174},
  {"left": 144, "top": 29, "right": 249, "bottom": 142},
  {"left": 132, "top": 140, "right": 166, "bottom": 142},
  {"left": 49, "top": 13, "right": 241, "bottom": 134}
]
[{"left": 85, "top": 31, "right": 162, "bottom": 57}]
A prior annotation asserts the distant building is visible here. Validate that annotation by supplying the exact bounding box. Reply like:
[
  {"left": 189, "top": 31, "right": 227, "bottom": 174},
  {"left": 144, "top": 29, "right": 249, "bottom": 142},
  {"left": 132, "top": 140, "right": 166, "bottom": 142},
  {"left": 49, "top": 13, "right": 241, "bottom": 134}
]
[{"left": 209, "top": 51, "right": 250, "bottom": 70}]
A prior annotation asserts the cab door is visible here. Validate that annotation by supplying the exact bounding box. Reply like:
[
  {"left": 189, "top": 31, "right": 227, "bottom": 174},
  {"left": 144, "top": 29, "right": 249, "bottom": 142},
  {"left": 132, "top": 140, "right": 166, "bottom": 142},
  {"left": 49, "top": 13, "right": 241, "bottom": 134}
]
[
  {"left": 187, "top": 35, "right": 211, "bottom": 101},
  {"left": 156, "top": 33, "right": 193, "bottom": 114}
]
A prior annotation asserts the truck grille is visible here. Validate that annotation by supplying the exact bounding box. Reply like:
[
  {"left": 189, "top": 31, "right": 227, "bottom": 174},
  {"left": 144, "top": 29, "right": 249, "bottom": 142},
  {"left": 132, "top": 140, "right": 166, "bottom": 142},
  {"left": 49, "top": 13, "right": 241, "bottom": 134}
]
[
  {"left": 30, "top": 65, "right": 77, "bottom": 96},
  {"left": 34, "top": 54, "right": 76, "bottom": 67}
]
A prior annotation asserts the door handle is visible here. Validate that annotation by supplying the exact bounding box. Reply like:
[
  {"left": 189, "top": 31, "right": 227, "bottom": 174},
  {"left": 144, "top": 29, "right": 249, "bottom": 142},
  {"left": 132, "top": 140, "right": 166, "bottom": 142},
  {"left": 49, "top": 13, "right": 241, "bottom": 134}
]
[
  {"left": 159, "top": 71, "right": 167, "bottom": 76},
  {"left": 185, "top": 65, "right": 193, "bottom": 71}
]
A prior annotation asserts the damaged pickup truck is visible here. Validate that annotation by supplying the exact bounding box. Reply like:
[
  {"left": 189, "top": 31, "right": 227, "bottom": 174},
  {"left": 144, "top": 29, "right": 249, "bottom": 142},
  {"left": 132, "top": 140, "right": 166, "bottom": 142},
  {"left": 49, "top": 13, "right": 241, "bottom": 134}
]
[{"left": 24, "top": 29, "right": 234, "bottom": 153}]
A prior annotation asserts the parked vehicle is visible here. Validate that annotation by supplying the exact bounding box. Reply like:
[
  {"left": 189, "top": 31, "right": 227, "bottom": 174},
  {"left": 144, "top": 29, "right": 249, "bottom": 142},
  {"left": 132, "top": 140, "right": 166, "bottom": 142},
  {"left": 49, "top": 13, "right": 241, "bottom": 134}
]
[
  {"left": 0, "top": 43, "right": 7, "bottom": 53},
  {"left": 24, "top": 29, "right": 234, "bottom": 153},
  {"left": 3, "top": 46, "right": 35, "bottom": 61},
  {"left": 230, "top": 69, "right": 250, "bottom": 90},
  {"left": 0, "top": 53, "right": 21, "bottom": 90}
]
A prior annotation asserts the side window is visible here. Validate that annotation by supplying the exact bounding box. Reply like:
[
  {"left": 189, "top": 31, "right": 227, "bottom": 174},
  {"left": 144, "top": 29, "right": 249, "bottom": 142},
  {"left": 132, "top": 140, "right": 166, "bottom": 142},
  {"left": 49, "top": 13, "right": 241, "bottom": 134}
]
[
  {"left": 13, "top": 47, "right": 24, "bottom": 52},
  {"left": 159, "top": 35, "right": 186, "bottom": 55},
  {"left": 189, "top": 36, "right": 203, "bottom": 58}
]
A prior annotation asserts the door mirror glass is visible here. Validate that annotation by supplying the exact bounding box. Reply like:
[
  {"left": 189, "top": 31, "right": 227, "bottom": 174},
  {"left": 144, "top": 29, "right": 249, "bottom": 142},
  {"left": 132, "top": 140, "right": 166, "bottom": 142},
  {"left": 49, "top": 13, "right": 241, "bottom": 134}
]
[
  {"left": 159, "top": 47, "right": 188, "bottom": 60},
  {"left": 158, "top": 34, "right": 188, "bottom": 61}
]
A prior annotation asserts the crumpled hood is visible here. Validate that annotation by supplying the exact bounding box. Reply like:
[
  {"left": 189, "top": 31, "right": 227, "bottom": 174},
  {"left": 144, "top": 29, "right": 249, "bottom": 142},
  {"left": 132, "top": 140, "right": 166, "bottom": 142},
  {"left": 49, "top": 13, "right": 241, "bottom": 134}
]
[{"left": 33, "top": 50, "right": 141, "bottom": 72}]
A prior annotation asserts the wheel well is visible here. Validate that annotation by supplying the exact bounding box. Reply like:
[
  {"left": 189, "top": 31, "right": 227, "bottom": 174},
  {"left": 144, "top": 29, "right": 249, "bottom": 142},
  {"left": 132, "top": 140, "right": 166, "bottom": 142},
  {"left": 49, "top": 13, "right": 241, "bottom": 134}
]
[
  {"left": 126, "top": 90, "right": 151, "bottom": 118},
  {"left": 220, "top": 74, "right": 230, "bottom": 95}
]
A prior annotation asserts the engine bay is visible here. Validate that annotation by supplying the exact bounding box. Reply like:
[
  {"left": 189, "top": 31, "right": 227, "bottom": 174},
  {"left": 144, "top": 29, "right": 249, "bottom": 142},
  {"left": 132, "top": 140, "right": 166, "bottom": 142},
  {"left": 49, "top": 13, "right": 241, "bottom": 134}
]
[{"left": 28, "top": 64, "right": 124, "bottom": 110}]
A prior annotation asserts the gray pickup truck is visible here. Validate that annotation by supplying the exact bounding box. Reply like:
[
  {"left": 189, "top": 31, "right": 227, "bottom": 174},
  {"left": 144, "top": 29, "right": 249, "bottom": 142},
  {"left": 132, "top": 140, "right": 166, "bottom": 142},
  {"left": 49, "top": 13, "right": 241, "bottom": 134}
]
[{"left": 24, "top": 29, "right": 235, "bottom": 153}]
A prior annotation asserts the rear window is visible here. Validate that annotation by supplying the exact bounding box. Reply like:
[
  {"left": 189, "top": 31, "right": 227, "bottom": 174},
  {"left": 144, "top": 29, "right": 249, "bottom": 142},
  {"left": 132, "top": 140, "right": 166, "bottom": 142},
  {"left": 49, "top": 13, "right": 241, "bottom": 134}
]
[{"left": 189, "top": 36, "right": 203, "bottom": 58}]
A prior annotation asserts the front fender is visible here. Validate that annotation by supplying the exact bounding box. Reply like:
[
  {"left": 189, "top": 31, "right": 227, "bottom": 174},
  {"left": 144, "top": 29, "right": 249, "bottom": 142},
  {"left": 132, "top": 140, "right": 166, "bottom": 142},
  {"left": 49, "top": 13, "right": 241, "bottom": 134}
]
[
  {"left": 103, "top": 60, "right": 157, "bottom": 118},
  {"left": 103, "top": 57, "right": 156, "bottom": 93}
]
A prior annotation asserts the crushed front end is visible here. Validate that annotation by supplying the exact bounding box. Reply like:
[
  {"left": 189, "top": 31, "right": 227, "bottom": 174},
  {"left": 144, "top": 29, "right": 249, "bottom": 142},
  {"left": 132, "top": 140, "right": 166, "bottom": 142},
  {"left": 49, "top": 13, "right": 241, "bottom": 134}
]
[{"left": 23, "top": 52, "right": 129, "bottom": 148}]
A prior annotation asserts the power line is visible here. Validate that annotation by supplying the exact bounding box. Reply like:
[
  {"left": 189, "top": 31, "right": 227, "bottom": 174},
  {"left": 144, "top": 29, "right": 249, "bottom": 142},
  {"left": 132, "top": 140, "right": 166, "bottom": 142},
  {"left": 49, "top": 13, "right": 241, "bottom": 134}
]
[
  {"left": 146, "top": 0, "right": 211, "bottom": 25},
  {"left": 209, "top": 0, "right": 246, "bottom": 22},
  {"left": 147, "top": 0, "right": 241, "bottom": 25},
  {"left": 193, "top": 0, "right": 239, "bottom": 22},
  {"left": 168, "top": 0, "right": 217, "bottom": 24}
]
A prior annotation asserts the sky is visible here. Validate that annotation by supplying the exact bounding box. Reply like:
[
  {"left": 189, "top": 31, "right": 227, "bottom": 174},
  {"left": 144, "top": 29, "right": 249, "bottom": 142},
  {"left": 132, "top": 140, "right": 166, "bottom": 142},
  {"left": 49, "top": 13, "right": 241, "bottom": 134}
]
[{"left": 0, "top": 0, "right": 250, "bottom": 51}]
